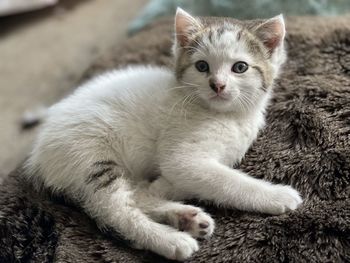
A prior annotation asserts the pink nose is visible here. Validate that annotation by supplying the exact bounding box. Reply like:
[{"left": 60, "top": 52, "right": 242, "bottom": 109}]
[{"left": 209, "top": 81, "right": 226, "bottom": 94}]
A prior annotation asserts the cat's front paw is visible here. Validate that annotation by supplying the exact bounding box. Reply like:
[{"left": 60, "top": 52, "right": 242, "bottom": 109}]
[
  {"left": 176, "top": 207, "right": 215, "bottom": 239},
  {"left": 261, "top": 184, "right": 302, "bottom": 215}
]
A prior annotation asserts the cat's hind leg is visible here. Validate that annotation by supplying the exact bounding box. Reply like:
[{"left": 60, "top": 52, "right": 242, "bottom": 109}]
[
  {"left": 82, "top": 175, "right": 199, "bottom": 261},
  {"left": 28, "top": 137, "right": 198, "bottom": 260},
  {"left": 134, "top": 184, "right": 215, "bottom": 239},
  {"left": 147, "top": 202, "right": 215, "bottom": 240}
]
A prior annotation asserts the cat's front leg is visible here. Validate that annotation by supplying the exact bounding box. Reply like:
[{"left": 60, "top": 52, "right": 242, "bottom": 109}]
[{"left": 159, "top": 157, "right": 302, "bottom": 215}]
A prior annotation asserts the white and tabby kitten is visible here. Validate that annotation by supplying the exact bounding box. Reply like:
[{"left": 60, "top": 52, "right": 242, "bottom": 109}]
[{"left": 26, "top": 8, "right": 302, "bottom": 261}]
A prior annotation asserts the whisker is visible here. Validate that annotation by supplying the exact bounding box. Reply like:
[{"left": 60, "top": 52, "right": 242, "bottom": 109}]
[
  {"left": 182, "top": 92, "right": 199, "bottom": 122},
  {"left": 239, "top": 93, "right": 251, "bottom": 112},
  {"left": 181, "top": 91, "right": 198, "bottom": 112},
  {"left": 239, "top": 92, "right": 258, "bottom": 112},
  {"left": 180, "top": 80, "right": 200, "bottom": 87},
  {"left": 167, "top": 85, "right": 190, "bottom": 91},
  {"left": 167, "top": 90, "right": 198, "bottom": 118}
]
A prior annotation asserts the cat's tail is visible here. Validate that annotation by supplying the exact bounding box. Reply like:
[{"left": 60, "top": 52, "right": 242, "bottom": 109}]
[{"left": 20, "top": 106, "right": 48, "bottom": 130}]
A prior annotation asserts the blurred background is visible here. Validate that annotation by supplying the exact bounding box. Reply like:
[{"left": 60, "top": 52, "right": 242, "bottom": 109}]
[
  {"left": 0, "top": 0, "right": 349, "bottom": 181},
  {"left": 0, "top": 0, "right": 147, "bottom": 180}
]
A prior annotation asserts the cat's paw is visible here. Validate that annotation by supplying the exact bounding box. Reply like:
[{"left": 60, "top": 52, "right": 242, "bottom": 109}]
[
  {"left": 261, "top": 184, "right": 302, "bottom": 215},
  {"left": 176, "top": 207, "right": 215, "bottom": 239},
  {"left": 155, "top": 231, "right": 199, "bottom": 261}
]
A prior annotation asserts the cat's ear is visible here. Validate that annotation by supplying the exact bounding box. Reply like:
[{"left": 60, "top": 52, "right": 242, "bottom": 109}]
[
  {"left": 254, "top": 14, "right": 285, "bottom": 54},
  {"left": 175, "top": 7, "right": 201, "bottom": 47}
]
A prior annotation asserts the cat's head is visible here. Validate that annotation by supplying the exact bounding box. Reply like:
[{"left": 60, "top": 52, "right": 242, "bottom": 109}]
[{"left": 173, "top": 8, "right": 286, "bottom": 113}]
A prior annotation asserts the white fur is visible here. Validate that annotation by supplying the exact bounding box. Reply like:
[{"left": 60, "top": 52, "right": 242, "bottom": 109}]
[{"left": 26, "top": 9, "right": 302, "bottom": 261}]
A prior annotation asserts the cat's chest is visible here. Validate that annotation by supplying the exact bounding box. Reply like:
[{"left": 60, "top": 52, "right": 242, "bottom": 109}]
[
  {"left": 190, "top": 114, "right": 264, "bottom": 166},
  {"left": 220, "top": 120, "right": 261, "bottom": 164}
]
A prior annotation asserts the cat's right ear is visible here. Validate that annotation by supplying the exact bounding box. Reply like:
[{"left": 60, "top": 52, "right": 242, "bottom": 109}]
[{"left": 175, "top": 8, "right": 201, "bottom": 47}]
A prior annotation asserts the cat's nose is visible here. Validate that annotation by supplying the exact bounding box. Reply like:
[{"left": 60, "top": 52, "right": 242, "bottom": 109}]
[{"left": 209, "top": 81, "right": 226, "bottom": 94}]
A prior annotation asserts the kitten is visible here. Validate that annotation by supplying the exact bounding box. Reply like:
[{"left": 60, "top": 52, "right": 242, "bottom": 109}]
[{"left": 26, "top": 8, "right": 302, "bottom": 261}]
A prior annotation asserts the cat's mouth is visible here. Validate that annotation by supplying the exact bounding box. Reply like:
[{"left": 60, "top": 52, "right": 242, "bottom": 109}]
[{"left": 209, "top": 94, "right": 230, "bottom": 101}]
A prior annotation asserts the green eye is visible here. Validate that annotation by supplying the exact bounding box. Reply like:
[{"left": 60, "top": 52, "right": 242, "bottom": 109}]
[
  {"left": 232, "top": 61, "right": 248, "bottom": 73},
  {"left": 195, "top": 60, "right": 209, "bottom": 73}
]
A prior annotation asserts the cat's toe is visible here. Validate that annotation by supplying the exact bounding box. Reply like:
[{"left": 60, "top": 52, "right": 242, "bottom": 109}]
[
  {"left": 158, "top": 231, "right": 199, "bottom": 261},
  {"left": 173, "top": 232, "right": 199, "bottom": 261},
  {"left": 263, "top": 184, "right": 302, "bottom": 215},
  {"left": 177, "top": 207, "right": 215, "bottom": 239},
  {"left": 134, "top": 231, "right": 198, "bottom": 261}
]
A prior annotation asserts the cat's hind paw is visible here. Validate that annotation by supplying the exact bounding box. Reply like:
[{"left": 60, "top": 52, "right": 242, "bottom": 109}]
[
  {"left": 156, "top": 231, "right": 199, "bottom": 261},
  {"left": 176, "top": 207, "right": 215, "bottom": 239}
]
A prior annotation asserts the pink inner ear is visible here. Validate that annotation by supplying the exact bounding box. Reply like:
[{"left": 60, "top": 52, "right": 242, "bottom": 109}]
[
  {"left": 175, "top": 9, "right": 198, "bottom": 47},
  {"left": 176, "top": 16, "right": 190, "bottom": 46},
  {"left": 264, "top": 33, "right": 281, "bottom": 51},
  {"left": 257, "top": 17, "right": 285, "bottom": 52}
]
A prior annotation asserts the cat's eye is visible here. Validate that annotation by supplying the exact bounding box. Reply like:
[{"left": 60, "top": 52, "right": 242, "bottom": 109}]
[
  {"left": 195, "top": 60, "right": 209, "bottom": 73},
  {"left": 232, "top": 61, "right": 248, "bottom": 73}
]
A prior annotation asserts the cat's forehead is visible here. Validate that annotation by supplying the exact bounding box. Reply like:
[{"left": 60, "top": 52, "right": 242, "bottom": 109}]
[
  {"left": 205, "top": 25, "right": 244, "bottom": 50},
  {"left": 190, "top": 24, "right": 255, "bottom": 62}
]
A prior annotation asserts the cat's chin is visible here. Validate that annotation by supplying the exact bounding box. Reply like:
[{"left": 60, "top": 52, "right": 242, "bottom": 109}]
[
  {"left": 209, "top": 95, "right": 230, "bottom": 101},
  {"left": 202, "top": 91, "right": 245, "bottom": 113},
  {"left": 206, "top": 98, "right": 256, "bottom": 114},
  {"left": 206, "top": 98, "right": 236, "bottom": 113}
]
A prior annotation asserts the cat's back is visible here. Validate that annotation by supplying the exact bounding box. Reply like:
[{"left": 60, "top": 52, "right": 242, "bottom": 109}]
[
  {"left": 44, "top": 65, "right": 176, "bottom": 134},
  {"left": 81, "top": 65, "right": 175, "bottom": 101},
  {"left": 34, "top": 65, "right": 177, "bottom": 153},
  {"left": 53, "top": 66, "right": 175, "bottom": 114}
]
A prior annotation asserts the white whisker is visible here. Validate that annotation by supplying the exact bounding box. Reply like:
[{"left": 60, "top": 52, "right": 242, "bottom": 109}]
[{"left": 180, "top": 80, "right": 200, "bottom": 87}]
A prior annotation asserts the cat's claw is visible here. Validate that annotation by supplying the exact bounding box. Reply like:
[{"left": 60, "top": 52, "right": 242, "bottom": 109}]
[
  {"left": 176, "top": 207, "right": 215, "bottom": 239},
  {"left": 261, "top": 184, "right": 302, "bottom": 215}
]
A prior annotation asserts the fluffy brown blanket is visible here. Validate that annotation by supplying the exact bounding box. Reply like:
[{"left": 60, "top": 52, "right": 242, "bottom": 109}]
[{"left": 1, "top": 16, "right": 350, "bottom": 262}]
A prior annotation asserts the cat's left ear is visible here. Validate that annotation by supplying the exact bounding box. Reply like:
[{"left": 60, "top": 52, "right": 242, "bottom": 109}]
[
  {"left": 175, "top": 7, "right": 202, "bottom": 47},
  {"left": 254, "top": 14, "right": 285, "bottom": 54}
]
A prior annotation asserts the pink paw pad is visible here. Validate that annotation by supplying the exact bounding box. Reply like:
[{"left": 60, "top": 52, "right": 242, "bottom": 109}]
[{"left": 177, "top": 208, "right": 214, "bottom": 239}]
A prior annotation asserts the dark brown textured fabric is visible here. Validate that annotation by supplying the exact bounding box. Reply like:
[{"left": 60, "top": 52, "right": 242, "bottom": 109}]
[{"left": 1, "top": 16, "right": 350, "bottom": 262}]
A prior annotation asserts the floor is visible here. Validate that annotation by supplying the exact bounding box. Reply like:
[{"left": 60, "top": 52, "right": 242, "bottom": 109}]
[{"left": 0, "top": 0, "right": 147, "bottom": 180}]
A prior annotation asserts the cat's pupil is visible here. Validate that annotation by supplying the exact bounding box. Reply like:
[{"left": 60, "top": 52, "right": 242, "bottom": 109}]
[
  {"left": 195, "top": 60, "right": 209, "bottom": 73},
  {"left": 232, "top": 62, "right": 248, "bottom": 73}
]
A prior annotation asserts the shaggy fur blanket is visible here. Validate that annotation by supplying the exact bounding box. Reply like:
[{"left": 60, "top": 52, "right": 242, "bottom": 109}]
[{"left": 1, "top": 16, "right": 350, "bottom": 262}]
